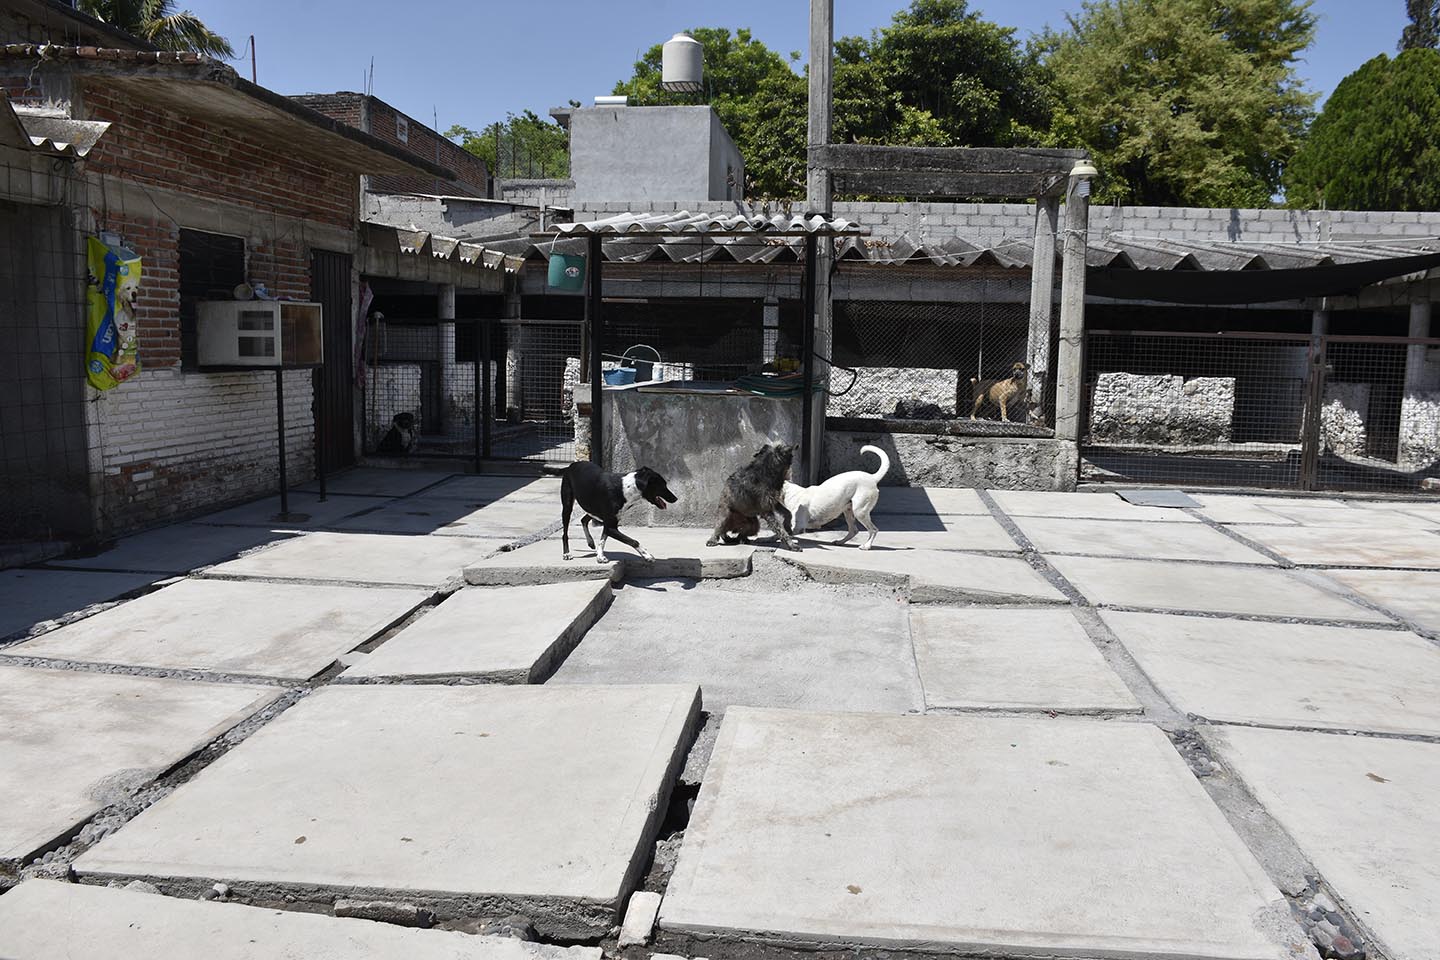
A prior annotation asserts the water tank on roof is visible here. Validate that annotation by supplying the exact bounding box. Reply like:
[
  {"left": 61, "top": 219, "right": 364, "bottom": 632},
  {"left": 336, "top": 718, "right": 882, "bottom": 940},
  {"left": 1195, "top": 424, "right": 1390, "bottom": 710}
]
[{"left": 661, "top": 32, "right": 704, "bottom": 93}]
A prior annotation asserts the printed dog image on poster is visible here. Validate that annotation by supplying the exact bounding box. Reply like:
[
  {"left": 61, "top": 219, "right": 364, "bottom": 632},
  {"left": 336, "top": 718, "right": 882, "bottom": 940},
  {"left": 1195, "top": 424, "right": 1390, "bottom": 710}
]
[{"left": 85, "top": 236, "right": 142, "bottom": 390}]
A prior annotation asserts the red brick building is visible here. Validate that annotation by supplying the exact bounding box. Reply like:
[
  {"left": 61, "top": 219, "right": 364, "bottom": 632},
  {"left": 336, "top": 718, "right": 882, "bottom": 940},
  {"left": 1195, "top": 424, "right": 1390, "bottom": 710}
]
[{"left": 0, "top": 27, "right": 506, "bottom": 547}]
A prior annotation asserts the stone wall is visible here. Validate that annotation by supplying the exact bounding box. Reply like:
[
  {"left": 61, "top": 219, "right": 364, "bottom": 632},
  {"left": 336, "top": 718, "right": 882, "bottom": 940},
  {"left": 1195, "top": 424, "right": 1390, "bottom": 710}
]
[
  {"left": 1089, "top": 373, "right": 1234, "bottom": 445},
  {"left": 1321, "top": 382, "right": 1370, "bottom": 459},
  {"left": 830, "top": 367, "right": 960, "bottom": 419},
  {"left": 826, "top": 429, "right": 1077, "bottom": 492},
  {"left": 1399, "top": 392, "right": 1440, "bottom": 471}
]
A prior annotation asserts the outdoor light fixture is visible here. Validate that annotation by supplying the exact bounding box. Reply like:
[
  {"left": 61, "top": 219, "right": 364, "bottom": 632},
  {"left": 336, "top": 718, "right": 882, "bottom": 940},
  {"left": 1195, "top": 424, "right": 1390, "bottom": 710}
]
[{"left": 1070, "top": 161, "right": 1098, "bottom": 179}]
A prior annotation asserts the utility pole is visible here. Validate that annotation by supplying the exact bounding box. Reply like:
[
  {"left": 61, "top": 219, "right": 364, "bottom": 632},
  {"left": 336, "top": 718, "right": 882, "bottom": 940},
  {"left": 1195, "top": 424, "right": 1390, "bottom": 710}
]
[{"left": 805, "top": 0, "right": 833, "bottom": 485}]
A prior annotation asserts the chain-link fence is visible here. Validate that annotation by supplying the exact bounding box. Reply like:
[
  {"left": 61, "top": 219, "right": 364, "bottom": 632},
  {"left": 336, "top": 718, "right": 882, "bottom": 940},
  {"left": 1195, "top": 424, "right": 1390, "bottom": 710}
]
[{"left": 1082, "top": 330, "right": 1440, "bottom": 492}]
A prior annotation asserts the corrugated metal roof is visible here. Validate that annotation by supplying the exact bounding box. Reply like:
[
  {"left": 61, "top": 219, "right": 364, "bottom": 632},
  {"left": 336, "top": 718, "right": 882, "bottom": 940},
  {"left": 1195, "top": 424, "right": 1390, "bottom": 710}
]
[
  {"left": 539, "top": 210, "right": 869, "bottom": 237},
  {"left": 0, "top": 94, "right": 110, "bottom": 158}
]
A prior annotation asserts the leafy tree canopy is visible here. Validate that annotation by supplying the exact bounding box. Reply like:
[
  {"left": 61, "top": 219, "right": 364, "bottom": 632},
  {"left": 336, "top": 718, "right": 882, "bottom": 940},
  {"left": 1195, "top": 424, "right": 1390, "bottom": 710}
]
[
  {"left": 1285, "top": 48, "right": 1440, "bottom": 211},
  {"left": 1041, "top": 0, "right": 1317, "bottom": 207},
  {"left": 447, "top": 109, "right": 571, "bottom": 180},
  {"left": 78, "top": 0, "right": 233, "bottom": 58},
  {"left": 1400, "top": 0, "right": 1440, "bottom": 50}
]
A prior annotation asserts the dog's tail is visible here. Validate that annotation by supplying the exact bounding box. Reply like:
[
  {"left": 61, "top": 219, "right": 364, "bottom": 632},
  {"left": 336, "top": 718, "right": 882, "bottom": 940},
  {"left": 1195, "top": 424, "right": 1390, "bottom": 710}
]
[{"left": 860, "top": 444, "right": 890, "bottom": 481}]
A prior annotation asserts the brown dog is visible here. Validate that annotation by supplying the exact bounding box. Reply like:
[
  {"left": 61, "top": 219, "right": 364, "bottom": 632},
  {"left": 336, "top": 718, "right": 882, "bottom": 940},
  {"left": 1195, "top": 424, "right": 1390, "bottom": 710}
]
[{"left": 969, "top": 362, "right": 1029, "bottom": 422}]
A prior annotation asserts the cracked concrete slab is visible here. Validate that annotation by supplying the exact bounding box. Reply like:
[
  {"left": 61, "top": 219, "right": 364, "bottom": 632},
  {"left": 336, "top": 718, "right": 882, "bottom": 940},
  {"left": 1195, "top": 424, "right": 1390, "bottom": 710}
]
[
  {"left": 51, "top": 524, "right": 298, "bottom": 574},
  {"left": 800, "top": 512, "right": 1018, "bottom": 552},
  {"left": 548, "top": 584, "right": 921, "bottom": 714},
  {"left": 660, "top": 708, "right": 1306, "bottom": 960},
  {"left": 868, "top": 486, "right": 989, "bottom": 515},
  {"left": 0, "top": 568, "right": 159, "bottom": 640},
  {"left": 1103, "top": 611, "right": 1440, "bottom": 736},
  {"left": 72, "top": 683, "right": 700, "bottom": 938},
  {"left": 191, "top": 492, "right": 392, "bottom": 528},
  {"left": 464, "top": 528, "right": 752, "bottom": 585},
  {"left": 298, "top": 468, "right": 454, "bottom": 497},
  {"left": 0, "top": 880, "right": 605, "bottom": 960},
  {"left": 0, "top": 665, "right": 279, "bottom": 866},
  {"left": 1320, "top": 568, "right": 1440, "bottom": 633},
  {"left": 340, "top": 581, "right": 612, "bottom": 683},
  {"left": 203, "top": 533, "right": 501, "bottom": 588},
  {"left": 990, "top": 489, "right": 1201, "bottom": 522},
  {"left": 1228, "top": 524, "right": 1440, "bottom": 568},
  {"left": 1013, "top": 517, "right": 1275, "bottom": 564},
  {"left": 11, "top": 579, "right": 427, "bottom": 680},
  {"left": 1048, "top": 555, "right": 1390, "bottom": 622},
  {"left": 1206, "top": 727, "right": 1440, "bottom": 960},
  {"left": 911, "top": 607, "right": 1139, "bottom": 713},
  {"left": 775, "top": 545, "right": 1066, "bottom": 604}
]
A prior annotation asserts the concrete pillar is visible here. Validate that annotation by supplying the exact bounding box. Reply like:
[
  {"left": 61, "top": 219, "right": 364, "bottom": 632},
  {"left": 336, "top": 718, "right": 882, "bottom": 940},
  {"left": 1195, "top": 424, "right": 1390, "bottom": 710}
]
[
  {"left": 1054, "top": 164, "right": 1094, "bottom": 443},
  {"left": 1406, "top": 301, "right": 1431, "bottom": 390},
  {"left": 437, "top": 283, "right": 456, "bottom": 435},
  {"left": 1311, "top": 308, "right": 1329, "bottom": 336},
  {"left": 1026, "top": 196, "right": 1059, "bottom": 425},
  {"left": 805, "top": 0, "right": 833, "bottom": 484}
]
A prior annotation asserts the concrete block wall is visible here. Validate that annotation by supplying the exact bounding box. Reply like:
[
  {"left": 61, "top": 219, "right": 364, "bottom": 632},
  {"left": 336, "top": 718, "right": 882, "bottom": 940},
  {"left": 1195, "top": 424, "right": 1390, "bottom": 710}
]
[
  {"left": 568, "top": 198, "right": 1440, "bottom": 246},
  {"left": 499, "top": 179, "right": 574, "bottom": 209}
]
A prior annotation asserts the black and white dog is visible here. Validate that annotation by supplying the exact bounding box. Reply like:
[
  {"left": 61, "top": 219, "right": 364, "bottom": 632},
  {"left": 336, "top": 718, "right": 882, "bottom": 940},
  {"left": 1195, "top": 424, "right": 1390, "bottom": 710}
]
[
  {"left": 560, "top": 461, "right": 678, "bottom": 563},
  {"left": 376, "top": 412, "right": 417, "bottom": 455}
]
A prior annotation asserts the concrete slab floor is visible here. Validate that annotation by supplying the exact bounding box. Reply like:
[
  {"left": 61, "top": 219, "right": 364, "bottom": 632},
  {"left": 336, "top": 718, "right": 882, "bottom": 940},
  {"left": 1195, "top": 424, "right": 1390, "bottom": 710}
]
[
  {"left": 0, "top": 880, "right": 604, "bottom": 960},
  {"left": 417, "top": 475, "right": 561, "bottom": 503},
  {"left": 868, "top": 486, "right": 989, "bottom": 515},
  {"left": 549, "top": 583, "right": 922, "bottom": 715},
  {"left": 800, "top": 512, "right": 1018, "bottom": 552},
  {"left": 910, "top": 607, "right": 1140, "bottom": 713},
  {"left": 0, "top": 568, "right": 160, "bottom": 640},
  {"left": 50, "top": 524, "right": 298, "bottom": 574},
  {"left": 329, "top": 499, "right": 554, "bottom": 539},
  {"left": 464, "top": 528, "right": 753, "bottom": 586},
  {"left": 1013, "top": 516, "right": 1275, "bottom": 564},
  {"left": 1102, "top": 611, "right": 1440, "bottom": 737},
  {"left": 1186, "top": 494, "right": 1306, "bottom": 526},
  {"left": 0, "top": 665, "right": 279, "bottom": 866},
  {"left": 1321, "top": 568, "right": 1440, "bottom": 633},
  {"left": 10, "top": 578, "right": 428, "bottom": 680},
  {"left": 1350, "top": 500, "right": 1440, "bottom": 528},
  {"left": 1206, "top": 726, "right": 1440, "bottom": 960},
  {"left": 777, "top": 545, "right": 1067, "bottom": 604},
  {"left": 72, "top": 683, "right": 701, "bottom": 938},
  {"left": 1231, "top": 523, "right": 1440, "bottom": 568},
  {"left": 340, "top": 581, "right": 612, "bottom": 683},
  {"left": 204, "top": 533, "right": 501, "bottom": 588},
  {"left": 192, "top": 492, "right": 393, "bottom": 528},
  {"left": 1047, "top": 555, "right": 1390, "bottom": 622},
  {"left": 989, "top": 489, "right": 1202, "bottom": 522},
  {"left": 298, "top": 467, "right": 455, "bottom": 498},
  {"left": 660, "top": 708, "right": 1305, "bottom": 960}
]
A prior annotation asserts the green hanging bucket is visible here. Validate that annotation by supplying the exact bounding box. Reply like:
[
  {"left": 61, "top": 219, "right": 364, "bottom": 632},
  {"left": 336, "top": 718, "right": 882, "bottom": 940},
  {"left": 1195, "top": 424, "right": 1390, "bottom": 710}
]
[{"left": 547, "top": 253, "right": 586, "bottom": 291}]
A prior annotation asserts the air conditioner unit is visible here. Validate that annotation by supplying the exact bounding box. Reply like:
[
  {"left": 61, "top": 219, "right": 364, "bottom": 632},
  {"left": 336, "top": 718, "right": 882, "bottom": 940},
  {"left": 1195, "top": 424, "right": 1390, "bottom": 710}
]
[{"left": 197, "top": 301, "right": 324, "bottom": 368}]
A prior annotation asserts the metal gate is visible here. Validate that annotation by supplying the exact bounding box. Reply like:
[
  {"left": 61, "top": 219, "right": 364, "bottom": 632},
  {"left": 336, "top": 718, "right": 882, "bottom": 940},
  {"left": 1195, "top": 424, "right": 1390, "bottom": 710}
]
[
  {"left": 311, "top": 250, "right": 354, "bottom": 472},
  {"left": 1082, "top": 330, "right": 1440, "bottom": 493}
]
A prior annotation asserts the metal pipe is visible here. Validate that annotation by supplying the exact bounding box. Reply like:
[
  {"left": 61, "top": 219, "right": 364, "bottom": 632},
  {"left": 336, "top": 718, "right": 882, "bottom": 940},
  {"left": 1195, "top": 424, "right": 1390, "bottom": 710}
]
[
  {"left": 275, "top": 369, "right": 288, "bottom": 516},
  {"left": 588, "top": 234, "right": 604, "bottom": 465},
  {"left": 802, "top": 232, "right": 817, "bottom": 481}
]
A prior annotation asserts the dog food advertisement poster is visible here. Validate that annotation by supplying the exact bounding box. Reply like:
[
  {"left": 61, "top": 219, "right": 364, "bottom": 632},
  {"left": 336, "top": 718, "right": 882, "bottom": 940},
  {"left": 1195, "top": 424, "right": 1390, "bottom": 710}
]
[{"left": 85, "top": 236, "right": 142, "bottom": 391}]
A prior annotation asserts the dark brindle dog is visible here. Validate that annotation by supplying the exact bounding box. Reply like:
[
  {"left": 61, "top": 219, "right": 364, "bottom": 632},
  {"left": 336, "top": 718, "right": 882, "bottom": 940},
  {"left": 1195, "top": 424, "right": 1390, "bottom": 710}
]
[
  {"left": 706, "top": 443, "right": 801, "bottom": 551},
  {"left": 968, "top": 361, "right": 1029, "bottom": 422}
]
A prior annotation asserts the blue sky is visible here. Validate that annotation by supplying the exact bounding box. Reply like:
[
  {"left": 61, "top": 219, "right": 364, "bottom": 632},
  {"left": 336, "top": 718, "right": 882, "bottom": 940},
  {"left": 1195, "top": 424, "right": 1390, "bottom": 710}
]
[{"left": 188, "top": 1, "right": 1407, "bottom": 137}]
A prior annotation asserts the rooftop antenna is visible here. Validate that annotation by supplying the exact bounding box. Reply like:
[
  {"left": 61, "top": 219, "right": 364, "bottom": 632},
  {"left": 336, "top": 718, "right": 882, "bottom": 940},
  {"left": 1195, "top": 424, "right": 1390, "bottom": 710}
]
[{"left": 248, "top": 35, "right": 256, "bottom": 83}]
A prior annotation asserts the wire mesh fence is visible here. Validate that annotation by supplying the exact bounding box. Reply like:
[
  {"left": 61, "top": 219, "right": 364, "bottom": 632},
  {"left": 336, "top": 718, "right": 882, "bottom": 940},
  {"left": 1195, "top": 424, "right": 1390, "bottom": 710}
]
[{"left": 1081, "top": 330, "right": 1440, "bottom": 492}]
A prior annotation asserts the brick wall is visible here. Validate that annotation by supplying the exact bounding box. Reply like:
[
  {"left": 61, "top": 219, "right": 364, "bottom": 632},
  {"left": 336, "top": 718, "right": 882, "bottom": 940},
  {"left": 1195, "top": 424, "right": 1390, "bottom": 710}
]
[
  {"left": 0, "top": 6, "right": 144, "bottom": 46},
  {"left": 70, "top": 86, "right": 357, "bottom": 533},
  {"left": 293, "top": 92, "right": 490, "bottom": 198}
]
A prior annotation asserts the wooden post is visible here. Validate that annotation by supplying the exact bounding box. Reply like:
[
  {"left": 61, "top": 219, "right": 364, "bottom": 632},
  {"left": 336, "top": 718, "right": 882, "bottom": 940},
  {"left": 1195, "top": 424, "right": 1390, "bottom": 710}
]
[
  {"left": 1299, "top": 312, "right": 1329, "bottom": 491},
  {"left": 587, "top": 234, "right": 604, "bottom": 466},
  {"left": 1054, "top": 166, "right": 1093, "bottom": 445},
  {"left": 1027, "top": 196, "right": 1059, "bottom": 425},
  {"left": 805, "top": 0, "right": 833, "bottom": 485}
]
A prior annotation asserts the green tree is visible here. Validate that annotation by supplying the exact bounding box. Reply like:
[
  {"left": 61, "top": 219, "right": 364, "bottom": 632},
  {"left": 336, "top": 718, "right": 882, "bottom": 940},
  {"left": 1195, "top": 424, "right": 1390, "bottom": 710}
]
[
  {"left": 1042, "top": 0, "right": 1317, "bottom": 207},
  {"left": 1285, "top": 48, "right": 1440, "bottom": 211},
  {"left": 78, "top": 0, "right": 233, "bottom": 57},
  {"left": 1401, "top": 0, "right": 1440, "bottom": 49},
  {"left": 447, "top": 110, "right": 570, "bottom": 179}
]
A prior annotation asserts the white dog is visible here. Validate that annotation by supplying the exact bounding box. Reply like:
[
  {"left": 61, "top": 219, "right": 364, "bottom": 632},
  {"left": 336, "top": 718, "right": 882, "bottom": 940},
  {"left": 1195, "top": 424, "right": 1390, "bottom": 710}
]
[{"left": 782, "top": 445, "right": 890, "bottom": 549}]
